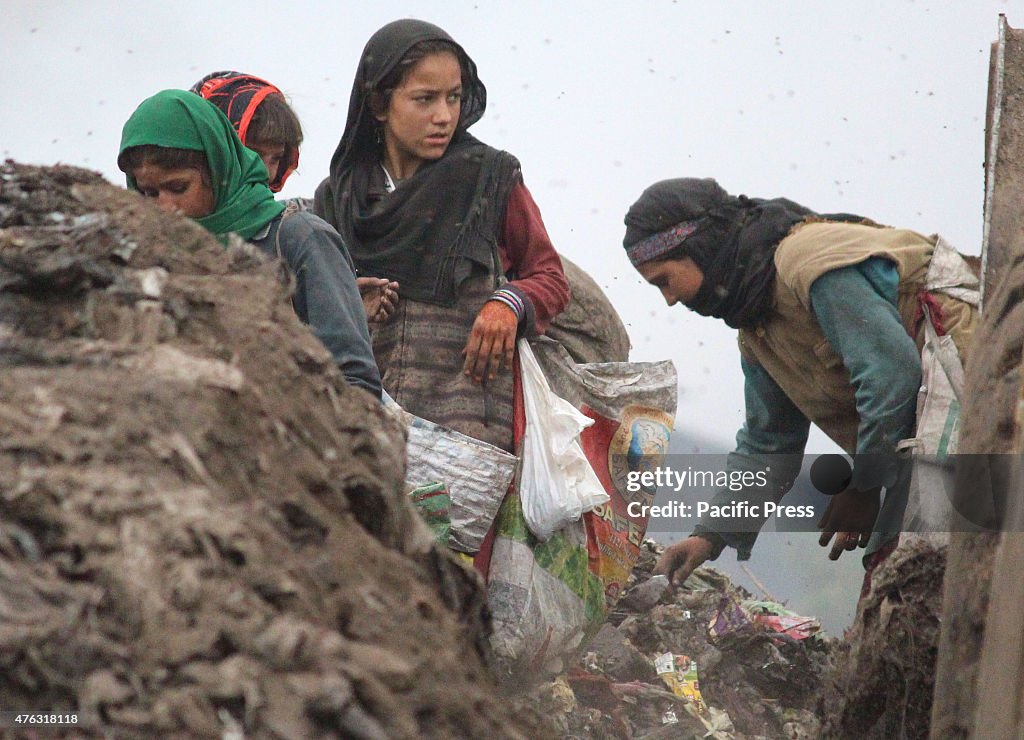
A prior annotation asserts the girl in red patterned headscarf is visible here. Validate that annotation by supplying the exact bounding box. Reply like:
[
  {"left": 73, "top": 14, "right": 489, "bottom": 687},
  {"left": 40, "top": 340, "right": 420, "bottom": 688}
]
[{"left": 191, "top": 71, "right": 301, "bottom": 192}]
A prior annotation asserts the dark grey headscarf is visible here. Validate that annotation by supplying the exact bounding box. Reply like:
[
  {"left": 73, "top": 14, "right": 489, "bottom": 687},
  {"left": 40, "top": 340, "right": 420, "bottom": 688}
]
[
  {"left": 313, "top": 19, "right": 518, "bottom": 305},
  {"left": 325, "top": 19, "right": 487, "bottom": 178},
  {"left": 624, "top": 178, "right": 860, "bottom": 329}
]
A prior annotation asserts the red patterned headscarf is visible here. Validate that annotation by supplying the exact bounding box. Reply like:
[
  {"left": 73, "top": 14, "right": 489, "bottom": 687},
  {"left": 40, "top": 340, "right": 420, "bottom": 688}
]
[{"left": 191, "top": 71, "right": 299, "bottom": 192}]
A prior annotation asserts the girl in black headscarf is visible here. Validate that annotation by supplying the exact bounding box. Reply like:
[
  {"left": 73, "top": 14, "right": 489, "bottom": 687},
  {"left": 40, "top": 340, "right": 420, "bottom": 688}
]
[{"left": 314, "top": 19, "right": 568, "bottom": 451}]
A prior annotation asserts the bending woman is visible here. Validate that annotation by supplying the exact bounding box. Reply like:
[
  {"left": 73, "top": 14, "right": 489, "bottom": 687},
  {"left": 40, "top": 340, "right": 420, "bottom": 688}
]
[
  {"left": 622, "top": 178, "right": 977, "bottom": 585},
  {"left": 118, "top": 89, "right": 382, "bottom": 397},
  {"left": 314, "top": 18, "right": 569, "bottom": 452}
]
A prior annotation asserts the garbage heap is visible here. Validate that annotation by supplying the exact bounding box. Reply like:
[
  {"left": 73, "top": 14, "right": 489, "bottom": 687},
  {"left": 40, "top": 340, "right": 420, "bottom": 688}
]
[
  {"left": 0, "top": 162, "right": 549, "bottom": 739},
  {"left": 527, "top": 541, "right": 835, "bottom": 739},
  {"left": 820, "top": 535, "right": 946, "bottom": 739}
]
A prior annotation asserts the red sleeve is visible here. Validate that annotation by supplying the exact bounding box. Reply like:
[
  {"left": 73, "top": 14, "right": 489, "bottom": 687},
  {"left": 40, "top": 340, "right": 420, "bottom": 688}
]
[{"left": 498, "top": 181, "right": 569, "bottom": 335}]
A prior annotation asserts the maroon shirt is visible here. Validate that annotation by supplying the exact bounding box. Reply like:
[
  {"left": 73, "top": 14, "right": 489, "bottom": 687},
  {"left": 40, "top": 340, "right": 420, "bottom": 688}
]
[{"left": 498, "top": 182, "right": 569, "bottom": 335}]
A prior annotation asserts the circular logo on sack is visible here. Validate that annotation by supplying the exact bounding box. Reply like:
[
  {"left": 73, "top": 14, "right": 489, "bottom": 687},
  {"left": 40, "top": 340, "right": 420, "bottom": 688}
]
[{"left": 609, "top": 406, "right": 673, "bottom": 503}]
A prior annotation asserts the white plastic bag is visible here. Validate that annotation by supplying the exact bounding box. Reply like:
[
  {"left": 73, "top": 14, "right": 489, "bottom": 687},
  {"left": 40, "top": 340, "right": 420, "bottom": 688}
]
[{"left": 518, "top": 338, "right": 609, "bottom": 540}]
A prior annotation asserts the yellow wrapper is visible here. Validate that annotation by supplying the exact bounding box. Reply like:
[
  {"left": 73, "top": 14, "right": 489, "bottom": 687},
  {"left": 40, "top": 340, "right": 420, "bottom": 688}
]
[{"left": 654, "top": 652, "right": 707, "bottom": 713}]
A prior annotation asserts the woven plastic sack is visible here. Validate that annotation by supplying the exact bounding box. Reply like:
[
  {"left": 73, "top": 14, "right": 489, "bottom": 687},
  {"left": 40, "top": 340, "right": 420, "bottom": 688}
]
[
  {"left": 384, "top": 393, "right": 518, "bottom": 552},
  {"left": 898, "top": 236, "right": 979, "bottom": 538}
]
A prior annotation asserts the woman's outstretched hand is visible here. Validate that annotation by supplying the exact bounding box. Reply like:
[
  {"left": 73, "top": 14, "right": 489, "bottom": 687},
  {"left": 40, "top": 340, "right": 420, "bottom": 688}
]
[
  {"left": 653, "top": 536, "right": 715, "bottom": 586},
  {"left": 817, "top": 485, "right": 881, "bottom": 560}
]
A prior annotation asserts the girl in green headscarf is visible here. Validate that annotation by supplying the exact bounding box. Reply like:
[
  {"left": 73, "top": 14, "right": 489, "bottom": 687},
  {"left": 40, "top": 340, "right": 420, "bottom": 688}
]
[
  {"left": 118, "top": 89, "right": 382, "bottom": 397},
  {"left": 119, "top": 89, "right": 283, "bottom": 239}
]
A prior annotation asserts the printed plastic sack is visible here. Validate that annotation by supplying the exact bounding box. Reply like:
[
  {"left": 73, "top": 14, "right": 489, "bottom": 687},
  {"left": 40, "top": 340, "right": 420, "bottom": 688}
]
[
  {"left": 384, "top": 393, "right": 517, "bottom": 552},
  {"left": 487, "top": 338, "right": 676, "bottom": 681},
  {"left": 518, "top": 339, "right": 609, "bottom": 540}
]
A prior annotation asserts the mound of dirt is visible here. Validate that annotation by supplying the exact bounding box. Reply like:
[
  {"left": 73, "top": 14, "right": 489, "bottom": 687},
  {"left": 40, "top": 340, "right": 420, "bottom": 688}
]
[
  {"left": 927, "top": 21, "right": 1024, "bottom": 738},
  {"left": 0, "top": 161, "right": 549, "bottom": 739},
  {"left": 821, "top": 536, "right": 945, "bottom": 739}
]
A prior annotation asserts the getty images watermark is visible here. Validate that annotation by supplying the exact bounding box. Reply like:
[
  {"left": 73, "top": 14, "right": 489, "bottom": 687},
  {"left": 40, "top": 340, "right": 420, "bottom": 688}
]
[
  {"left": 609, "top": 453, "right": 1015, "bottom": 534},
  {"left": 624, "top": 465, "right": 815, "bottom": 521}
]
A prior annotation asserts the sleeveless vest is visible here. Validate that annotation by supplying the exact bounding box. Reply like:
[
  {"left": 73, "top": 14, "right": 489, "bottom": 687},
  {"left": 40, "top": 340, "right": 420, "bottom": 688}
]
[{"left": 737, "top": 221, "right": 977, "bottom": 453}]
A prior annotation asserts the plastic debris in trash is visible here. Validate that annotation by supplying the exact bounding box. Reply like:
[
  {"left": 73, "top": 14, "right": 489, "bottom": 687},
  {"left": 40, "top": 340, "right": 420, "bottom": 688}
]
[
  {"left": 743, "top": 600, "right": 821, "bottom": 641},
  {"left": 617, "top": 574, "right": 669, "bottom": 612},
  {"left": 654, "top": 653, "right": 706, "bottom": 712},
  {"left": 697, "top": 706, "right": 736, "bottom": 739},
  {"left": 708, "top": 593, "right": 758, "bottom": 642},
  {"left": 708, "top": 594, "right": 821, "bottom": 644},
  {"left": 384, "top": 393, "right": 517, "bottom": 552},
  {"left": 662, "top": 708, "right": 678, "bottom": 725}
]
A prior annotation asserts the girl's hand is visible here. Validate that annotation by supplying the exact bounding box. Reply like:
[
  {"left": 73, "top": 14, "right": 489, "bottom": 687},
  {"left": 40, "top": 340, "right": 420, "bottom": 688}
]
[
  {"left": 357, "top": 277, "right": 399, "bottom": 323},
  {"left": 462, "top": 301, "right": 517, "bottom": 383}
]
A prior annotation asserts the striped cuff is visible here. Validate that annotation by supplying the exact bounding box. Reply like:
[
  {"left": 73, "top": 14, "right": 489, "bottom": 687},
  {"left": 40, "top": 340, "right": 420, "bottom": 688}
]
[{"left": 488, "top": 288, "right": 526, "bottom": 323}]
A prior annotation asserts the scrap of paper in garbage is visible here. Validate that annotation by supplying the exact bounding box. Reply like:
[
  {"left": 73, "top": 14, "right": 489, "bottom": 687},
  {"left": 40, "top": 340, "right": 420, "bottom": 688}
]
[{"left": 654, "top": 652, "right": 706, "bottom": 712}]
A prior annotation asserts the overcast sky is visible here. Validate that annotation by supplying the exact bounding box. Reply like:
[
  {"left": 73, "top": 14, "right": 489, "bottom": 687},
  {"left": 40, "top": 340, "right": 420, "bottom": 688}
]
[
  {"left": 4, "top": 0, "right": 1012, "bottom": 446},
  {"left": 3, "top": 1, "right": 1016, "bottom": 629}
]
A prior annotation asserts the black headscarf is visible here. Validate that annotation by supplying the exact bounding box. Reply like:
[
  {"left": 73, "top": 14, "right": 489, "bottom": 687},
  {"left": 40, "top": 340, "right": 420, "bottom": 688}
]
[
  {"left": 624, "top": 178, "right": 861, "bottom": 329},
  {"left": 314, "top": 19, "right": 517, "bottom": 305}
]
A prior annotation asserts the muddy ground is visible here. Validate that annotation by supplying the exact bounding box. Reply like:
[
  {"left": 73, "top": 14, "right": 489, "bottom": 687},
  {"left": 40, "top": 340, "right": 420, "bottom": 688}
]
[{"left": 0, "top": 161, "right": 551, "bottom": 739}]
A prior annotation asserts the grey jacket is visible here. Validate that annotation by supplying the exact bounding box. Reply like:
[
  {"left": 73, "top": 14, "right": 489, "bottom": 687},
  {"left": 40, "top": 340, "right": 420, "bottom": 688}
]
[{"left": 251, "top": 211, "right": 382, "bottom": 397}]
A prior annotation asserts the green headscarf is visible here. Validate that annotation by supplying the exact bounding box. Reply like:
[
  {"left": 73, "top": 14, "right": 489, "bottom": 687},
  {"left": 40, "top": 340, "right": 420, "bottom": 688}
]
[{"left": 119, "top": 89, "right": 284, "bottom": 240}]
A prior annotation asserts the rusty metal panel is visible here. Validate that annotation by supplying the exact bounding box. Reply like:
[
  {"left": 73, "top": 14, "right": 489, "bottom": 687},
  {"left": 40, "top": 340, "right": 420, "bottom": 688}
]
[{"left": 982, "top": 15, "right": 1024, "bottom": 307}]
